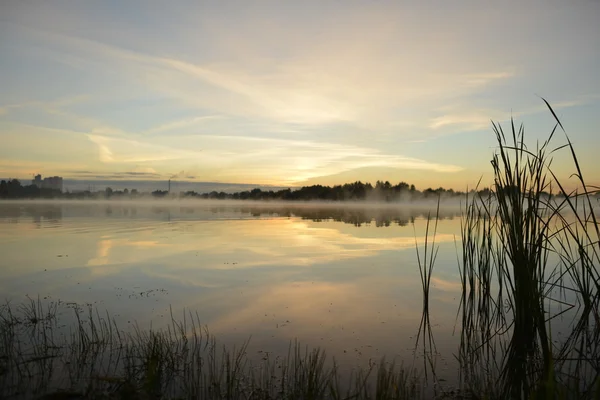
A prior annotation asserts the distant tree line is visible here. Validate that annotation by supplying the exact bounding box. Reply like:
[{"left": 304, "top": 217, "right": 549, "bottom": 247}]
[
  {"left": 0, "top": 179, "right": 61, "bottom": 199},
  {"left": 2, "top": 178, "right": 575, "bottom": 202},
  {"left": 185, "top": 181, "right": 472, "bottom": 202}
]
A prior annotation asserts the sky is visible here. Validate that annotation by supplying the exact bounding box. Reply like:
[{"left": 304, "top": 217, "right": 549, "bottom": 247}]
[{"left": 1, "top": 0, "right": 599, "bottom": 191}]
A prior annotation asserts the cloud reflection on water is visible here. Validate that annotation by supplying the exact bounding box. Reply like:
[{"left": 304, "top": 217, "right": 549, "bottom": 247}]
[{"left": 0, "top": 201, "right": 463, "bottom": 374}]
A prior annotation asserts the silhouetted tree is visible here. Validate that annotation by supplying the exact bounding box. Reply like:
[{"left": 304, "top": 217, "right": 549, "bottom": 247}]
[
  {"left": 0, "top": 180, "right": 7, "bottom": 198},
  {"left": 152, "top": 190, "right": 168, "bottom": 197}
]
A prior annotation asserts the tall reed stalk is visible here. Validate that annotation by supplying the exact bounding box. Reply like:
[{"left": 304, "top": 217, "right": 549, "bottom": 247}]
[
  {"left": 458, "top": 101, "right": 600, "bottom": 399},
  {"left": 414, "top": 199, "right": 440, "bottom": 383}
]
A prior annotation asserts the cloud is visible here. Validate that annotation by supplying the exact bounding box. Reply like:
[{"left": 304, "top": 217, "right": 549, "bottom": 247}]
[
  {"left": 97, "top": 141, "right": 113, "bottom": 162},
  {"left": 171, "top": 134, "right": 464, "bottom": 183},
  {"left": 429, "top": 111, "right": 496, "bottom": 131},
  {"left": 86, "top": 134, "right": 203, "bottom": 164},
  {"left": 461, "top": 71, "right": 515, "bottom": 87},
  {"left": 132, "top": 166, "right": 157, "bottom": 174},
  {"left": 0, "top": 159, "right": 89, "bottom": 178},
  {"left": 3, "top": 3, "right": 599, "bottom": 186},
  {"left": 428, "top": 95, "right": 600, "bottom": 132},
  {"left": 9, "top": 23, "right": 523, "bottom": 131},
  {"left": 0, "top": 95, "right": 130, "bottom": 139},
  {"left": 145, "top": 115, "right": 223, "bottom": 135},
  {"left": 114, "top": 171, "right": 161, "bottom": 177},
  {"left": 170, "top": 170, "right": 188, "bottom": 179},
  {"left": 82, "top": 131, "right": 463, "bottom": 185},
  {"left": 0, "top": 96, "right": 88, "bottom": 114},
  {"left": 9, "top": 17, "right": 590, "bottom": 144},
  {"left": 69, "top": 171, "right": 163, "bottom": 179}
]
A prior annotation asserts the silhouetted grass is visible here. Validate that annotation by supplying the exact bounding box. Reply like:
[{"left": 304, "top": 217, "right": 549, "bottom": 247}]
[
  {"left": 0, "top": 302, "right": 421, "bottom": 399},
  {"left": 456, "top": 101, "right": 600, "bottom": 399},
  {"left": 414, "top": 199, "right": 440, "bottom": 386}
]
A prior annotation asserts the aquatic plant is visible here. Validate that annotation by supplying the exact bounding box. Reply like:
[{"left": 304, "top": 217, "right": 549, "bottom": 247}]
[
  {"left": 0, "top": 302, "right": 420, "bottom": 399},
  {"left": 456, "top": 100, "right": 600, "bottom": 399}
]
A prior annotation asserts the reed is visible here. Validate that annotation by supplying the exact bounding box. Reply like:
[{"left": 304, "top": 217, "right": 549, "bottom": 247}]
[
  {"left": 0, "top": 302, "right": 420, "bottom": 399},
  {"left": 457, "top": 101, "right": 600, "bottom": 399},
  {"left": 414, "top": 199, "right": 440, "bottom": 385}
]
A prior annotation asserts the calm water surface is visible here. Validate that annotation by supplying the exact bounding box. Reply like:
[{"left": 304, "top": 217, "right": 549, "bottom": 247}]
[{"left": 0, "top": 200, "right": 466, "bottom": 378}]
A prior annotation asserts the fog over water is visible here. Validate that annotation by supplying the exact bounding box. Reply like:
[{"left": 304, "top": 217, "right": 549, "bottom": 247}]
[
  {"left": 0, "top": 200, "right": 465, "bottom": 376},
  {"left": 0, "top": 199, "right": 580, "bottom": 383}
]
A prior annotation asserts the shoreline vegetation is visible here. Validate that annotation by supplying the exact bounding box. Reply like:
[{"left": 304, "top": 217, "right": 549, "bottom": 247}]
[
  {"left": 1, "top": 300, "right": 422, "bottom": 400},
  {"left": 0, "top": 178, "right": 484, "bottom": 202},
  {"left": 2, "top": 103, "right": 600, "bottom": 399},
  {"left": 3, "top": 179, "right": 583, "bottom": 203}
]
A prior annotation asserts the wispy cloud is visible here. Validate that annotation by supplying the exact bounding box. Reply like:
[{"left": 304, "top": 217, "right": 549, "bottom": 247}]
[
  {"left": 145, "top": 115, "right": 223, "bottom": 135},
  {"left": 0, "top": 159, "right": 90, "bottom": 178},
  {"left": 9, "top": 23, "right": 523, "bottom": 130},
  {"left": 2, "top": 1, "right": 599, "bottom": 185},
  {"left": 461, "top": 71, "right": 515, "bottom": 87},
  {"left": 429, "top": 111, "right": 498, "bottom": 131},
  {"left": 428, "top": 95, "right": 600, "bottom": 132},
  {"left": 69, "top": 171, "right": 162, "bottom": 180},
  {"left": 86, "top": 134, "right": 203, "bottom": 164},
  {"left": 82, "top": 132, "right": 462, "bottom": 185}
]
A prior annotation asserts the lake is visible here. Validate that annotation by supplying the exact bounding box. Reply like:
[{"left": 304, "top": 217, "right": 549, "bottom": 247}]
[{"left": 0, "top": 199, "right": 508, "bottom": 386}]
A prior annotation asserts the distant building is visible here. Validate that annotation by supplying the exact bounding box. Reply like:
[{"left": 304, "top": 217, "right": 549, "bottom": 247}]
[{"left": 32, "top": 174, "right": 63, "bottom": 192}]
